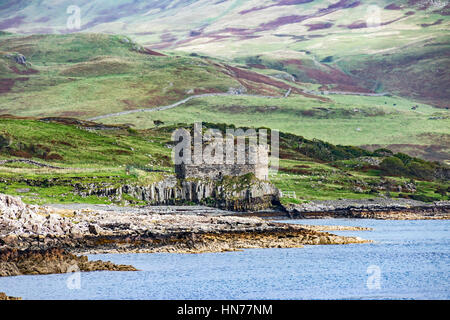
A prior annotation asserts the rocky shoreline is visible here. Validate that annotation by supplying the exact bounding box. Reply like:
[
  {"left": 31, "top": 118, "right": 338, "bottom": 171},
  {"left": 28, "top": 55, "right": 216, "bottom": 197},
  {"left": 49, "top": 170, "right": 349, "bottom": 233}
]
[
  {"left": 0, "top": 248, "right": 137, "bottom": 277},
  {"left": 0, "top": 194, "right": 369, "bottom": 253},
  {"left": 283, "top": 198, "right": 450, "bottom": 220},
  {"left": 0, "top": 193, "right": 370, "bottom": 280},
  {"left": 2, "top": 193, "right": 449, "bottom": 283}
]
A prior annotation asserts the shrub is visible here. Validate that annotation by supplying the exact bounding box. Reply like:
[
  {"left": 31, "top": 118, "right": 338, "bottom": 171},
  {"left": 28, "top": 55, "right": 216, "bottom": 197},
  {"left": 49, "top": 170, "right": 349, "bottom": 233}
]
[
  {"left": 127, "top": 127, "right": 138, "bottom": 135},
  {"left": 340, "top": 145, "right": 370, "bottom": 158},
  {"left": 435, "top": 186, "right": 448, "bottom": 196},
  {"left": 406, "top": 161, "right": 434, "bottom": 180},
  {"left": 394, "top": 152, "right": 415, "bottom": 166},
  {"left": 320, "top": 56, "right": 333, "bottom": 63},
  {"left": 380, "top": 156, "right": 406, "bottom": 176},
  {"left": 0, "top": 134, "right": 11, "bottom": 149},
  {"left": 243, "top": 56, "right": 263, "bottom": 66},
  {"left": 29, "top": 144, "right": 51, "bottom": 158}
]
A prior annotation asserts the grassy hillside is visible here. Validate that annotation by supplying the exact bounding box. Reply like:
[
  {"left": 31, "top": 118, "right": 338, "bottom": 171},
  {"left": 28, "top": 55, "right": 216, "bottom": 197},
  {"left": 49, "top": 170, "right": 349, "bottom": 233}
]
[
  {"left": 1, "top": 1, "right": 448, "bottom": 108},
  {"left": 0, "top": 32, "right": 325, "bottom": 118},
  {"left": 0, "top": 2, "right": 447, "bottom": 208},
  {"left": 0, "top": 33, "right": 448, "bottom": 162},
  {"left": 0, "top": 116, "right": 173, "bottom": 204},
  {"left": 0, "top": 33, "right": 251, "bottom": 118},
  {"left": 0, "top": 117, "right": 448, "bottom": 205},
  {"left": 100, "top": 94, "right": 450, "bottom": 162}
]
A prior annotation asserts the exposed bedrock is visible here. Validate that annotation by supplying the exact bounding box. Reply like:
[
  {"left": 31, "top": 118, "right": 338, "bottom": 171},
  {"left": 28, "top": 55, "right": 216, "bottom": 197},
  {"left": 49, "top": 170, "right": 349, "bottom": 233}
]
[
  {"left": 0, "top": 194, "right": 369, "bottom": 257},
  {"left": 0, "top": 248, "right": 137, "bottom": 277},
  {"left": 75, "top": 176, "right": 279, "bottom": 211},
  {"left": 284, "top": 198, "right": 450, "bottom": 219}
]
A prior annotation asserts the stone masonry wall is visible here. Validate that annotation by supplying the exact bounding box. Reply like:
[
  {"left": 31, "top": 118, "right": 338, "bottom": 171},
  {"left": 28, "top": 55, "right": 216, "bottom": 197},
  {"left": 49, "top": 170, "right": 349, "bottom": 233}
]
[
  {"left": 175, "top": 163, "right": 261, "bottom": 180},
  {"left": 175, "top": 145, "right": 269, "bottom": 180}
]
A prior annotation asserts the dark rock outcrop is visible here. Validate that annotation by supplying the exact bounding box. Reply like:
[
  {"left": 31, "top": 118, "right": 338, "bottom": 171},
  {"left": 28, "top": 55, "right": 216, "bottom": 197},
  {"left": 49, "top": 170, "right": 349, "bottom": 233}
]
[
  {"left": 0, "top": 248, "right": 137, "bottom": 277},
  {"left": 14, "top": 54, "right": 26, "bottom": 65}
]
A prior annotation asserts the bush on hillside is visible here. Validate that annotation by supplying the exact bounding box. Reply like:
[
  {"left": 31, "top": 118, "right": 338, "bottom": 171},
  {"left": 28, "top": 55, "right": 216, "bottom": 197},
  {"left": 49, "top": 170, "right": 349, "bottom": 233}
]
[
  {"left": 406, "top": 161, "right": 435, "bottom": 180},
  {"left": 394, "top": 152, "right": 415, "bottom": 166},
  {"left": 380, "top": 156, "right": 407, "bottom": 176},
  {"left": 0, "top": 134, "right": 11, "bottom": 149},
  {"left": 380, "top": 154, "right": 440, "bottom": 181}
]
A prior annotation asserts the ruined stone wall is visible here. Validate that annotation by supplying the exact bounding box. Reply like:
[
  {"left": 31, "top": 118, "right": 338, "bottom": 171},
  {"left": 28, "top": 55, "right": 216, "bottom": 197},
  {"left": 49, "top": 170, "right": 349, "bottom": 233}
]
[
  {"left": 175, "top": 164, "right": 257, "bottom": 180},
  {"left": 255, "top": 161, "right": 269, "bottom": 181},
  {"left": 175, "top": 145, "right": 269, "bottom": 180}
]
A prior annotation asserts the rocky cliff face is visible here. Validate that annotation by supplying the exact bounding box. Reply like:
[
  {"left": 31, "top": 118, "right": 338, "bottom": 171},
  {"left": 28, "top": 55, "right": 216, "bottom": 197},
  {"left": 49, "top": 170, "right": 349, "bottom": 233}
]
[{"left": 75, "top": 175, "right": 279, "bottom": 211}]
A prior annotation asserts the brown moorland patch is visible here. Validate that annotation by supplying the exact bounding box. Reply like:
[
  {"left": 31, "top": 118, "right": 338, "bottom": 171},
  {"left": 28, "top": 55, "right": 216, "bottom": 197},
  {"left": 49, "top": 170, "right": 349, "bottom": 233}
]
[
  {"left": 0, "top": 77, "right": 29, "bottom": 94},
  {"left": 9, "top": 66, "right": 39, "bottom": 75},
  {"left": 305, "top": 22, "right": 333, "bottom": 31},
  {"left": 385, "top": 3, "right": 402, "bottom": 10}
]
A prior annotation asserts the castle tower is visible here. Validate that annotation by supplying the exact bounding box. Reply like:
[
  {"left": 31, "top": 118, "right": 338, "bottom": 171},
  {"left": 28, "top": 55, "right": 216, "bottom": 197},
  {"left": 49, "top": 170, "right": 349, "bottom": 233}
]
[
  {"left": 174, "top": 143, "right": 269, "bottom": 181},
  {"left": 255, "top": 144, "right": 269, "bottom": 180}
]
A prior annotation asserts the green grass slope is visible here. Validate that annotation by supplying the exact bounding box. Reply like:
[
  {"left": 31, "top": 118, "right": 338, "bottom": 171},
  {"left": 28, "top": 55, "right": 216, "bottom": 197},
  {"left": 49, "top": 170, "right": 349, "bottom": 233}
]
[
  {"left": 1, "top": 0, "right": 448, "bottom": 108},
  {"left": 0, "top": 33, "right": 322, "bottom": 118},
  {"left": 0, "top": 118, "right": 448, "bottom": 205},
  {"left": 0, "top": 33, "right": 243, "bottom": 118},
  {"left": 0, "top": 33, "right": 448, "bottom": 162},
  {"left": 101, "top": 93, "right": 450, "bottom": 162}
]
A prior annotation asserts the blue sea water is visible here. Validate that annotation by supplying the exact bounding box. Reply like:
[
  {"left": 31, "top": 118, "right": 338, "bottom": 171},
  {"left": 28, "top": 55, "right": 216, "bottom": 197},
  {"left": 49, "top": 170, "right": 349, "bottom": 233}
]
[{"left": 1, "top": 219, "right": 449, "bottom": 300}]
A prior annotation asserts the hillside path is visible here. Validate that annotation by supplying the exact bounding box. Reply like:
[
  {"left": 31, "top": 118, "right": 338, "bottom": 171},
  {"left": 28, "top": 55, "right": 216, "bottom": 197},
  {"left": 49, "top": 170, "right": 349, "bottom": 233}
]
[
  {"left": 87, "top": 92, "right": 285, "bottom": 121},
  {"left": 88, "top": 88, "right": 390, "bottom": 122}
]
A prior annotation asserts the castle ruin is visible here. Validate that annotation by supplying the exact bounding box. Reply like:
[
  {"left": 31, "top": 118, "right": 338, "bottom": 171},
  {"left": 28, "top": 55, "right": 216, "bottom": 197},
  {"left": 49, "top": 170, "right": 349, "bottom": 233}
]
[{"left": 175, "top": 144, "right": 269, "bottom": 181}]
